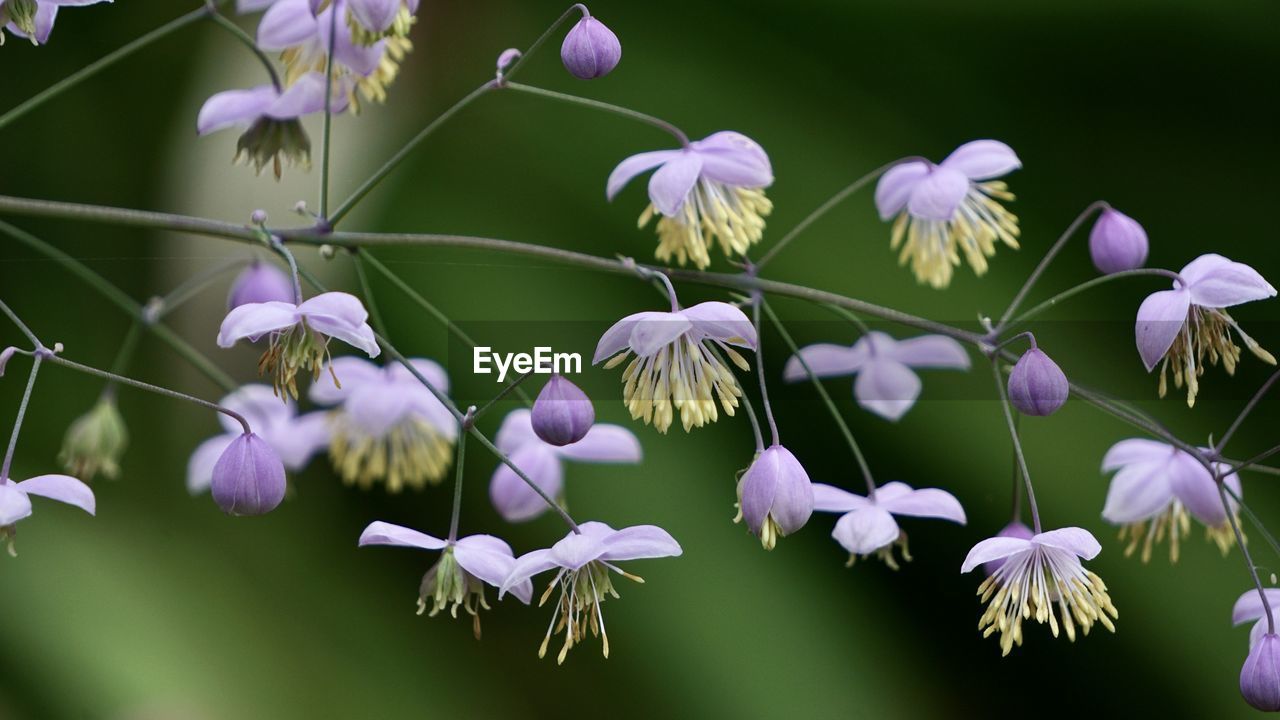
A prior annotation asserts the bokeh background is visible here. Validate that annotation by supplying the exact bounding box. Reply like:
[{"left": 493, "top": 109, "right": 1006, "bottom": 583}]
[{"left": 3, "top": 0, "right": 1280, "bottom": 717}]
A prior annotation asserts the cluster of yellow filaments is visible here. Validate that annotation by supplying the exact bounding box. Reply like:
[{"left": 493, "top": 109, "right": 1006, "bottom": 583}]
[
  {"left": 640, "top": 180, "right": 773, "bottom": 269},
  {"left": 328, "top": 414, "right": 453, "bottom": 492},
  {"left": 236, "top": 117, "right": 312, "bottom": 180},
  {"left": 537, "top": 562, "right": 643, "bottom": 664},
  {"left": 347, "top": 3, "right": 416, "bottom": 46},
  {"left": 2, "top": 0, "right": 38, "bottom": 43},
  {"left": 891, "top": 181, "right": 1020, "bottom": 289},
  {"left": 258, "top": 320, "right": 334, "bottom": 400},
  {"left": 604, "top": 333, "right": 748, "bottom": 433},
  {"left": 848, "top": 534, "right": 913, "bottom": 570},
  {"left": 976, "top": 547, "right": 1118, "bottom": 656},
  {"left": 1, "top": 525, "right": 16, "bottom": 558},
  {"left": 1117, "top": 502, "right": 1242, "bottom": 563},
  {"left": 1157, "top": 305, "right": 1276, "bottom": 407},
  {"left": 417, "top": 549, "right": 490, "bottom": 639},
  {"left": 277, "top": 3, "right": 412, "bottom": 114}
]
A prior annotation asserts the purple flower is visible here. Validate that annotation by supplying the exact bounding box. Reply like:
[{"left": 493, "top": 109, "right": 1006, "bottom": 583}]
[
  {"left": 228, "top": 261, "right": 296, "bottom": 310},
  {"left": 310, "top": 356, "right": 457, "bottom": 492},
  {"left": 594, "top": 301, "right": 756, "bottom": 433},
  {"left": 499, "top": 521, "right": 682, "bottom": 663},
  {"left": 345, "top": 0, "right": 417, "bottom": 43},
  {"left": 874, "top": 140, "right": 1021, "bottom": 288},
  {"left": 981, "top": 521, "right": 1035, "bottom": 576},
  {"left": 962, "top": 527, "right": 1117, "bottom": 655},
  {"left": 198, "top": 71, "right": 351, "bottom": 179},
  {"left": 217, "top": 291, "right": 380, "bottom": 399},
  {"left": 738, "top": 445, "right": 814, "bottom": 550},
  {"left": 1233, "top": 588, "right": 1280, "bottom": 651},
  {"left": 237, "top": 0, "right": 280, "bottom": 12},
  {"left": 783, "top": 331, "right": 970, "bottom": 421},
  {"left": 1, "top": 0, "right": 111, "bottom": 46},
  {"left": 0, "top": 473, "right": 95, "bottom": 555},
  {"left": 561, "top": 12, "right": 620, "bottom": 79},
  {"left": 359, "top": 521, "right": 531, "bottom": 639},
  {"left": 1242, "top": 633, "right": 1280, "bottom": 711},
  {"left": 1135, "top": 253, "right": 1276, "bottom": 407},
  {"left": 489, "top": 408, "right": 640, "bottom": 523},
  {"left": 531, "top": 374, "right": 594, "bottom": 446},
  {"left": 187, "top": 384, "right": 329, "bottom": 495},
  {"left": 1100, "top": 438, "right": 1242, "bottom": 561},
  {"left": 811, "top": 481, "right": 965, "bottom": 568},
  {"left": 211, "top": 432, "right": 287, "bottom": 516},
  {"left": 1007, "top": 347, "right": 1068, "bottom": 416},
  {"left": 1089, "top": 209, "right": 1148, "bottom": 274},
  {"left": 607, "top": 132, "right": 773, "bottom": 269}
]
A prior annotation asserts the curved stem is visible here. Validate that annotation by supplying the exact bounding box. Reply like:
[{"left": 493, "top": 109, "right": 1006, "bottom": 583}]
[
  {"left": 823, "top": 304, "right": 871, "bottom": 335},
  {"left": 102, "top": 320, "right": 144, "bottom": 400},
  {"left": 1231, "top": 446, "right": 1280, "bottom": 477},
  {"left": 991, "top": 359, "right": 1041, "bottom": 534},
  {"left": 446, "top": 431, "right": 468, "bottom": 543},
  {"left": 0, "top": 296, "right": 41, "bottom": 348},
  {"left": 1224, "top": 483, "right": 1280, "bottom": 565},
  {"left": 498, "top": 3, "right": 587, "bottom": 83},
  {"left": 207, "top": 7, "right": 282, "bottom": 91},
  {"left": 1009, "top": 411, "right": 1023, "bottom": 523},
  {"left": 1222, "top": 480, "right": 1274, "bottom": 634},
  {"left": 319, "top": 4, "right": 338, "bottom": 220},
  {"left": 503, "top": 82, "right": 690, "bottom": 148},
  {"left": 473, "top": 371, "right": 535, "bottom": 423},
  {"left": 268, "top": 235, "right": 304, "bottom": 304},
  {"left": 1, "top": 357, "right": 42, "bottom": 482},
  {"left": 751, "top": 299, "right": 780, "bottom": 446},
  {"left": 352, "top": 251, "right": 389, "bottom": 337},
  {"left": 1218, "top": 368, "right": 1280, "bottom": 454},
  {"left": 152, "top": 257, "right": 248, "bottom": 317},
  {"left": 1001, "top": 268, "right": 1182, "bottom": 333}
]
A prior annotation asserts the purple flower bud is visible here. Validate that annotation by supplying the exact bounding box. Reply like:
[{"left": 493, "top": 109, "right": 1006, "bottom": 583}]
[
  {"left": 560, "top": 14, "right": 620, "bottom": 80},
  {"left": 531, "top": 374, "right": 595, "bottom": 446},
  {"left": 1007, "top": 348, "right": 1068, "bottom": 416},
  {"left": 1089, "top": 209, "right": 1148, "bottom": 275},
  {"left": 227, "top": 261, "right": 295, "bottom": 310},
  {"left": 496, "top": 47, "right": 521, "bottom": 74},
  {"left": 739, "top": 445, "right": 814, "bottom": 550},
  {"left": 0, "top": 347, "right": 17, "bottom": 377},
  {"left": 211, "top": 432, "right": 286, "bottom": 516},
  {"left": 250, "top": 209, "right": 268, "bottom": 225},
  {"left": 982, "top": 521, "right": 1035, "bottom": 575},
  {"left": 1242, "top": 633, "right": 1280, "bottom": 711}
]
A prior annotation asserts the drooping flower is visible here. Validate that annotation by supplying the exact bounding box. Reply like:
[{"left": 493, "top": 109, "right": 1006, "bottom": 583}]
[
  {"left": 57, "top": 396, "right": 128, "bottom": 481},
  {"left": 344, "top": 0, "right": 417, "bottom": 45},
  {"left": 500, "top": 522, "right": 682, "bottom": 663},
  {"left": 187, "top": 384, "right": 330, "bottom": 495},
  {"left": 1007, "top": 347, "right": 1069, "bottom": 417},
  {"left": 489, "top": 408, "right": 640, "bottom": 523},
  {"left": 0, "top": 0, "right": 111, "bottom": 46},
  {"left": 874, "top": 140, "right": 1021, "bottom": 288},
  {"left": 310, "top": 356, "right": 457, "bottom": 492},
  {"left": 1100, "top": 438, "right": 1242, "bottom": 561},
  {"left": 594, "top": 300, "right": 756, "bottom": 433},
  {"left": 1242, "top": 633, "right": 1280, "bottom": 712},
  {"left": 982, "top": 521, "right": 1035, "bottom": 575},
  {"left": 228, "top": 260, "right": 296, "bottom": 310},
  {"left": 211, "top": 432, "right": 287, "bottom": 516},
  {"left": 358, "top": 521, "right": 532, "bottom": 639},
  {"left": 0, "top": 473, "right": 95, "bottom": 556},
  {"left": 1135, "top": 253, "right": 1276, "bottom": 407},
  {"left": 561, "top": 10, "right": 620, "bottom": 79},
  {"left": 607, "top": 132, "right": 773, "bottom": 269},
  {"left": 1233, "top": 588, "right": 1280, "bottom": 651},
  {"left": 531, "top": 374, "right": 594, "bottom": 446},
  {"left": 1089, "top": 208, "right": 1148, "bottom": 275},
  {"left": 783, "top": 331, "right": 970, "bottom": 421},
  {"left": 811, "top": 481, "right": 965, "bottom": 568},
  {"left": 217, "top": 291, "right": 380, "bottom": 399},
  {"left": 737, "top": 445, "right": 814, "bottom": 550},
  {"left": 962, "top": 527, "right": 1118, "bottom": 655}
]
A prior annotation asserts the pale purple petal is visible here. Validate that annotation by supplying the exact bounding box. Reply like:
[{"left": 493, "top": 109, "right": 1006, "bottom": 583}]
[
  {"left": 266, "top": 72, "right": 342, "bottom": 120},
  {"left": 309, "top": 356, "right": 381, "bottom": 405},
  {"left": 606, "top": 150, "right": 680, "bottom": 201},
  {"left": 454, "top": 535, "right": 532, "bottom": 604},
  {"left": 879, "top": 487, "right": 966, "bottom": 523},
  {"left": 488, "top": 444, "right": 564, "bottom": 523},
  {"left": 17, "top": 474, "right": 95, "bottom": 515},
  {"left": 216, "top": 301, "right": 299, "bottom": 347},
  {"left": 1168, "top": 453, "right": 1229, "bottom": 526},
  {"left": 358, "top": 521, "right": 446, "bottom": 550},
  {"left": 296, "top": 292, "right": 380, "bottom": 357},
  {"left": 887, "top": 335, "right": 971, "bottom": 369},
  {"left": 680, "top": 301, "right": 757, "bottom": 349},
  {"left": 549, "top": 531, "right": 609, "bottom": 571},
  {"left": 869, "top": 481, "right": 914, "bottom": 504},
  {"left": 1101, "top": 438, "right": 1171, "bottom": 471},
  {"left": 1235, "top": 589, "right": 1280, "bottom": 626},
  {"left": 782, "top": 343, "right": 866, "bottom": 382},
  {"left": 832, "top": 506, "right": 900, "bottom": 555},
  {"left": 1101, "top": 464, "right": 1173, "bottom": 524},
  {"left": 811, "top": 483, "right": 869, "bottom": 514},
  {"left": 1180, "top": 254, "right": 1277, "bottom": 308},
  {"left": 237, "top": 0, "right": 279, "bottom": 12},
  {"left": 500, "top": 549, "right": 559, "bottom": 598},
  {"left": 1135, "top": 288, "right": 1191, "bottom": 371},
  {"left": 906, "top": 166, "right": 969, "bottom": 221},
  {"left": 593, "top": 311, "right": 650, "bottom": 364},
  {"left": 256, "top": 0, "right": 317, "bottom": 50},
  {"left": 187, "top": 434, "right": 235, "bottom": 494},
  {"left": 0, "top": 483, "right": 33, "bottom": 526},
  {"left": 317, "top": 7, "right": 384, "bottom": 76},
  {"left": 576, "top": 521, "right": 618, "bottom": 538},
  {"left": 961, "top": 536, "right": 1032, "bottom": 573},
  {"left": 197, "top": 85, "right": 277, "bottom": 135},
  {"left": 647, "top": 152, "right": 703, "bottom": 217},
  {"left": 266, "top": 411, "right": 330, "bottom": 470},
  {"left": 691, "top": 132, "right": 773, "bottom": 188},
  {"left": 344, "top": 383, "right": 412, "bottom": 438},
  {"left": 554, "top": 424, "right": 641, "bottom": 463},
  {"left": 627, "top": 312, "right": 693, "bottom": 358},
  {"left": 853, "top": 359, "right": 922, "bottom": 421},
  {"left": 1032, "top": 527, "right": 1101, "bottom": 559},
  {"left": 388, "top": 358, "right": 451, "bottom": 394},
  {"left": 220, "top": 384, "right": 295, "bottom": 434},
  {"left": 599, "top": 525, "right": 682, "bottom": 562},
  {"left": 874, "top": 161, "right": 929, "bottom": 220},
  {"left": 347, "top": 0, "right": 399, "bottom": 33},
  {"left": 939, "top": 140, "right": 1021, "bottom": 180},
  {"left": 494, "top": 408, "right": 538, "bottom": 455}
]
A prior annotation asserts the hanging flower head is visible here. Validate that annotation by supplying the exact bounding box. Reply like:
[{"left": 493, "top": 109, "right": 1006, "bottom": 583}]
[
  {"left": 1234, "top": 588, "right": 1280, "bottom": 651},
  {"left": 874, "top": 140, "right": 1021, "bottom": 289},
  {"left": 1135, "top": 254, "right": 1276, "bottom": 407},
  {"left": 1, "top": 0, "right": 111, "bottom": 46},
  {"left": 811, "top": 481, "right": 965, "bottom": 568},
  {"left": 784, "top": 332, "right": 970, "bottom": 421},
  {"left": 217, "top": 291, "right": 380, "bottom": 399},
  {"left": 310, "top": 357, "right": 457, "bottom": 492},
  {"left": 594, "top": 300, "right": 756, "bottom": 433},
  {"left": 500, "top": 522, "right": 682, "bottom": 664},
  {"left": 962, "top": 527, "right": 1117, "bottom": 655},
  {"left": 359, "top": 521, "right": 531, "bottom": 639},
  {"left": 0, "top": 473, "right": 95, "bottom": 556},
  {"left": 58, "top": 396, "right": 128, "bottom": 481},
  {"left": 1100, "top": 438, "right": 1242, "bottom": 561},
  {"left": 607, "top": 132, "right": 774, "bottom": 269},
  {"left": 736, "top": 445, "right": 814, "bottom": 550}
]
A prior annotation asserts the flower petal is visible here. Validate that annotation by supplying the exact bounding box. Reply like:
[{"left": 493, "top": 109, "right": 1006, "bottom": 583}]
[
  {"left": 811, "top": 482, "right": 869, "bottom": 514},
  {"left": 549, "top": 531, "right": 608, "bottom": 571},
  {"left": 627, "top": 312, "right": 693, "bottom": 358},
  {"left": 647, "top": 152, "right": 703, "bottom": 217},
  {"left": 606, "top": 150, "right": 680, "bottom": 201},
  {"left": 555, "top": 424, "right": 641, "bottom": 463},
  {"left": 1135, "top": 288, "right": 1191, "bottom": 371},
  {"left": 266, "top": 411, "right": 330, "bottom": 470},
  {"left": 1032, "top": 527, "right": 1101, "bottom": 559},
  {"left": 1101, "top": 438, "right": 1171, "bottom": 471},
  {"left": 593, "top": 311, "right": 649, "bottom": 364},
  {"left": 344, "top": 383, "right": 413, "bottom": 438},
  {"left": 831, "top": 506, "right": 899, "bottom": 555},
  {"left": 256, "top": 0, "right": 317, "bottom": 50},
  {"left": 357, "top": 521, "right": 446, "bottom": 550},
  {"left": 906, "top": 166, "right": 968, "bottom": 221},
  {"left": 494, "top": 408, "right": 538, "bottom": 455},
  {"left": 16, "top": 474, "right": 95, "bottom": 515},
  {"left": 216, "top": 301, "right": 299, "bottom": 347},
  {"left": 0, "top": 483, "right": 33, "bottom": 526},
  {"left": 782, "top": 343, "right": 866, "bottom": 382},
  {"left": 309, "top": 356, "right": 382, "bottom": 405},
  {"left": 691, "top": 131, "right": 773, "bottom": 188},
  {"left": 681, "top": 301, "right": 757, "bottom": 349},
  {"left": 874, "top": 161, "right": 930, "bottom": 220},
  {"left": 879, "top": 487, "right": 966, "bottom": 524},
  {"left": 961, "top": 536, "right": 1032, "bottom": 573},
  {"left": 347, "top": 0, "right": 399, "bottom": 33},
  {"left": 297, "top": 292, "right": 380, "bottom": 357},
  {"left": 488, "top": 444, "right": 564, "bottom": 523},
  {"left": 454, "top": 534, "right": 531, "bottom": 604},
  {"left": 939, "top": 140, "right": 1021, "bottom": 180},
  {"left": 1235, "top": 589, "right": 1280, "bottom": 626},
  {"left": 853, "top": 359, "right": 922, "bottom": 421},
  {"left": 1180, "top": 254, "right": 1277, "bottom": 308},
  {"left": 197, "top": 85, "right": 277, "bottom": 135},
  {"left": 1101, "top": 462, "right": 1174, "bottom": 524},
  {"left": 220, "top": 383, "right": 294, "bottom": 434},
  {"left": 1168, "top": 453, "right": 1228, "bottom": 526},
  {"left": 599, "top": 525, "right": 682, "bottom": 562},
  {"left": 187, "top": 434, "right": 235, "bottom": 495},
  {"left": 500, "top": 548, "right": 559, "bottom": 598},
  {"left": 887, "top": 335, "right": 970, "bottom": 369}
]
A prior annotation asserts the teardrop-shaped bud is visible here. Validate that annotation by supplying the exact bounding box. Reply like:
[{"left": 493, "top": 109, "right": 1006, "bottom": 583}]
[
  {"left": 560, "top": 14, "right": 621, "bottom": 80},
  {"left": 227, "top": 261, "right": 295, "bottom": 309},
  {"left": 738, "top": 445, "right": 814, "bottom": 550},
  {"left": 531, "top": 374, "right": 595, "bottom": 446},
  {"left": 1089, "top": 209, "right": 1148, "bottom": 275},
  {"left": 1242, "top": 632, "right": 1280, "bottom": 711},
  {"left": 211, "top": 432, "right": 286, "bottom": 516},
  {"left": 1007, "top": 348, "right": 1069, "bottom": 416}
]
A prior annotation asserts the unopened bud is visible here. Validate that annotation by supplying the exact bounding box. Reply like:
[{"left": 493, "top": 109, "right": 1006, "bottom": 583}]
[
  {"left": 561, "top": 12, "right": 621, "bottom": 80},
  {"left": 211, "top": 432, "right": 286, "bottom": 516},
  {"left": 58, "top": 398, "right": 129, "bottom": 481},
  {"left": 227, "top": 261, "right": 294, "bottom": 310},
  {"left": 531, "top": 374, "right": 594, "bottom": 446},
  {"left": 1089, "top": 209, "right": 1148, "bottom": 275},
  {"left": 1007, "top": 347, "right": 1069, "bottom": 417}
]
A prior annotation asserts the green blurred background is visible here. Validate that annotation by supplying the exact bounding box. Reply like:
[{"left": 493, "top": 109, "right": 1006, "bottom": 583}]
[{"left": 3, "top": 0, "right": 1280, "bottom": 717}]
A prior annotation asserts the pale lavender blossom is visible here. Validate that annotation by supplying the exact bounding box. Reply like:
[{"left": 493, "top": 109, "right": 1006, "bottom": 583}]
[
  {"left": 738, "top": 445, "right": 814, "bottom": 550},
  {"left": 594, "top": 301, "right": 756, "bottom": 433},
  {"left": 561, "top": 11, "right": 620, "bottom": 79},
  {"left": 187, "top": 384, "right": 329, "bottom": 495},
  {"left": 811, "top": 481, "right": 964, "bottom": 568},
  {"left": 1136, "top": 253, "right": 1276, "bottom": 406},
  {"left": 236, "top": 0, "right": 280, "bottom": 12},
  {"left": 981, "top": 521, "right": 1034, "bottom": 575},
  {"left": 962, "top": 527, "right": 1117, "bottom": 655},
  {"left": 607, "top": 132, "right": 773, "bottom": 269},
  {"left": 1007, "top": 347, "right": 1068, "bottom": 416},
  {"left": 1089, "top": 208, "right": 1148, "bottom": 274},
  {"left": 1, "top": 0, "right": 110, "bottom": 46},
  {"left": 874, "top": 140, "right": 1021, "bottom": 288},
  {"left": 228, "top": 261, "right": 296, "bottom": 310},
  {"left": 490, "top": 408, "right": 640, "bottom": 523},
  {"left": 783, "top": 331, "right": 970, "bottom": 421},
  {"left": 500, "top": 521, "right": 682, "bottom": 663},
  {"left": 346, "top": 0, "right": 418, "bottom": 39},
  {"left": 1242, "top": 633, "right": 1280, "bottom": 711},
  {"left": 1233, "top": 588, "right": 1280, "bottom": 651},
  {"left": 211, "top": 432, "right": 286, "bottom": 516},
  {"left": 0, "top": 473, "right": 95, "bottom": 555},
  {"left": 531, "top": 374, "right": 594, "bottom": 446},
  {"left": 217, "top": 291, "right": 379, "bottom": 399},
  {"left": 310, "top": 356, "right": 457, "bottom": 492},
  {"left": 359, "top": 521, "right": 531, "bottom": 638}
]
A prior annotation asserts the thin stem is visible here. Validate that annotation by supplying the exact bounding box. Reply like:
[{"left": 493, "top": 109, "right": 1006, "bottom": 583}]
[
  {"left": 446, "top": 431, "right": 469, "bottom": 543},
  {"left": 995, "top": 201, "right": 1109, "bottom": 331},
  {"left": 352, "top": 252, "right": 389, "bottom": 337},
  {"left": 319, "top": 4, "right": 338, "bottom": 220},
  {"left": 823, "top": 304, "right": 871, "bottom": 335},
  {"left": 738, "top": 377, "right": 765, "bottom": 454},
  {"left": 991, "top": 359, "right": 1040, "bottom": 533},
  {"left": 473, "top": 371, "right": 535, "bottom": 423},
  {"left": 751, "top": 299, "right": 780, "bottom": 446},
  {"left": 0, "top": 3, "right": 222, "bottom": 131},
  {"left": 1222, "top": 480, "right": 1274, "bottom": 634},
  {"left": 503, "top": 82, "right": 691, "bottom": 148},
  {"left": 1218, "top": 368, "right": 1280, "bottom": 454},
  {"left": 756, "top": 158, "right": 920, "bottom": 270},
  {"left": 152, "top": 257, "right": 247, "bottom": 317},
  {"left": 1224, "top": 483, "right": 1280, "bottom": 565},
  {"left": 1232, "top": 446, "right": 1280, "bottom": 477},
  {"left": 991, "top": 330, "right": 1036, "bottom": 354},
  {"left": 0, "top": 296, "right": 41, "bottom": 348},
  {"left": 207, "top": 7, "right": 282, "bottom": 91},
  {"left": 268, "top": 235, "right": 304, "bottom": 304},
  {"left": 498, "top": 3, "right": 587, "bottom": 83},
  {"left": 1000, "top": 268, "right": 1183, "bottom": 333},
  {"left": 103, "top": 320, "right": 145, "bottom": 400},
  {"left": 1, "top": 357, "right": 42, "bottom": 482},
  {"left": 1009, "top": 412, "right": 1023, "bottom": 523},
  {"left": 761, "top": 300, "right": 875, "bottom": 495}
]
